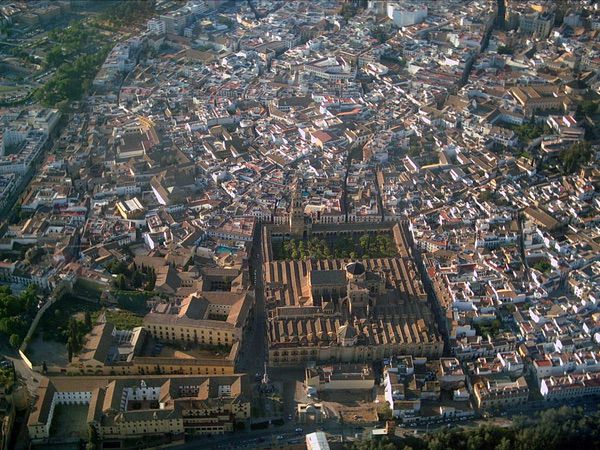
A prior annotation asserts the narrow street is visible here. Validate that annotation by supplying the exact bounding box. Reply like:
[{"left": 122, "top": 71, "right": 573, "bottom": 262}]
[
  {"left": 372, "top": 166, "right": 385, "bottom": 222},
  {"left": 403, "top": 223, "right": 450, "bottom": 354},
  {"left": 516, "top": 210, "right": 531, "bottom": 282},
  {"left": 237, "top": 224, "right": 267, "bottom": 377}
]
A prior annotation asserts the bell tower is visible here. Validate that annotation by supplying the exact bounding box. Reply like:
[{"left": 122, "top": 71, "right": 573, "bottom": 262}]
[{"left": 289, "top": 182, "right": 305, "bottom": 237}]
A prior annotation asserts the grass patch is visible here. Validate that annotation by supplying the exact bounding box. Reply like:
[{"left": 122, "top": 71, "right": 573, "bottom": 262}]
[
  {"left": 36, "top": 288, "right": 148, "bottom": 342},
  {"left": 503, "top": 121, "right": 550, "bottom": 144},
  {"left": 92, "top": 309, "right": 143, "bottom": 330},
  {"left": 0, "top": 85, "right": 20, "bottom": 93},
  {"left": 112, "top": 290, "right": 153, "bottom": 314},
  {"left": 73, "top": 278, "right": 105, "bottom": 300}
]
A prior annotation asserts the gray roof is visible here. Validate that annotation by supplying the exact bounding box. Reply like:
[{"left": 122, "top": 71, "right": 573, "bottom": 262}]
[{"left": 310, "top": 269, "right": 347, "bottom": 286}]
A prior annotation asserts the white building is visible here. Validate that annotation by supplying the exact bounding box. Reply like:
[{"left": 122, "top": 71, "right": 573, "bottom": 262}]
[
  {"left": 540, "top": 372, "right": 600, "bottom": 401},
  {"left": 306, "top": 431, "right": 330, "bottom": 450},
  {"left": 387, "top": 2, "right": 427, "bottom": 28},
  {"left": 147, "top": 18, "right": 166, "bottom": 35}
]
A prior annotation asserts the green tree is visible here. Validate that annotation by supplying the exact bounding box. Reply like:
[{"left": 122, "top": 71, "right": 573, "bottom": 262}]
[
  {"left": 35, "top": 46, "right": 110, "bottom": 107},
  {"left": 144, "top": 268, "right": 156, "bottom": 291},
  {"left": 113, "top": 274, "right": 127, "bottom": 290},
  {"left": 533, "top": 259, "right": 552, "bottom": 274},
  {"left": 21, "top": 285, "right": 38, "bottom": 311},
  {"left": 67, "top": 338, "right": 74, "bottom": 362},
  {"left": 131, "top": 270, "right": 144, "bottom": 289},
  {"left": 0, "top": 285, "right": 40, "bottom": 344},
  {"left": 298, "top": 240, "right": 306, "bottom": 259},
  {"left": 560, "top": 141, "right": 593, "bottom": 174},
  {"left": 46, "top": 45, "right": 66, "bottom": 68},
  {"left": 513, "top": 122, "right": 546, "bottom": 143},
  {"left": 109, "top": 260, "right": 129, "bottom": 275},
  {"left": 576, "top": 100, "right": 597, "bottom": 119},
  {"left": 9, "top": 334, "right": 20, "bottom": 348},
  {"left": 497, "top": 45, "right": 513, "bottom": 55},
  {"left": 0, "top": 317, "right": 27, "bottom": 338},
  {"left": 98, "top": 0, "right": 156, "bottom": 27}
]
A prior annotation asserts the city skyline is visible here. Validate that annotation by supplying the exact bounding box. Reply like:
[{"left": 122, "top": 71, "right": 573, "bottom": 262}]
[{"left": 0, "top": 1, "right": 599, "bottom": 450}]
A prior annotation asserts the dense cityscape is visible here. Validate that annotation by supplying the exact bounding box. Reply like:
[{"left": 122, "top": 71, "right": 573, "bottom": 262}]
[{"left": 0, "top": 0, "right": 599, "bottom": 449}]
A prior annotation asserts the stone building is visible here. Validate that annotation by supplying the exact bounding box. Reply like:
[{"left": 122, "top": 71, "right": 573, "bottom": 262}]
[
  {"left": 262, "top": 191, "right": 442, "bottom": 367},
  {"left": 28, "top": 374, "right": 250, "bottom": 443}
]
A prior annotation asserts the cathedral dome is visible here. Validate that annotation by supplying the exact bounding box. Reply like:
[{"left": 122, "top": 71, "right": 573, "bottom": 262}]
[
  {"left": 346, "top": 261, "right": 365, "bottom": 276},
  {"left": 337, "top": 323, "right": 358, "bottom": 344}
]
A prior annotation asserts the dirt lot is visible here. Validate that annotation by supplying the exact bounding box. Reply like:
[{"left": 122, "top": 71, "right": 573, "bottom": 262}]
[
  {"left": 335, "top": 403, "right": 379, "bottom": 424},
  {"left": 295, "top": 386, "right": 380, "bottom": 425}
]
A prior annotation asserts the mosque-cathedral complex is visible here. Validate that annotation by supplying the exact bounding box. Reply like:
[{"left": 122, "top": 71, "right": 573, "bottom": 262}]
[{"left": 261, "top": 187, "right": 443, "bottom": 367}]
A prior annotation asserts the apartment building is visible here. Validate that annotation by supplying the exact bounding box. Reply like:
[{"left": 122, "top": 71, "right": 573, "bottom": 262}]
[{"left": 472, "top": 375, "right": 529, "bottom": 409}]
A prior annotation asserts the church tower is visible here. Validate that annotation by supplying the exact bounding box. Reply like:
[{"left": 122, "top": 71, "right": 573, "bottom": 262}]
[{"left": 289, "top": 182, "right": 305, "bottom": 238}]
